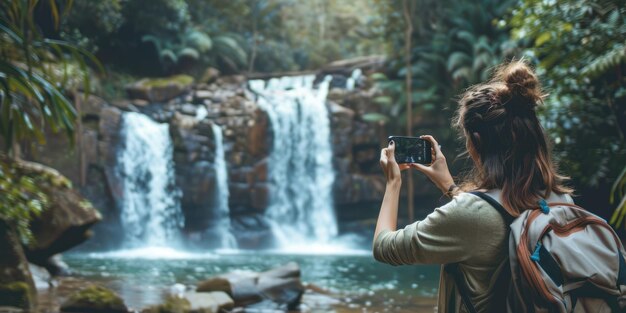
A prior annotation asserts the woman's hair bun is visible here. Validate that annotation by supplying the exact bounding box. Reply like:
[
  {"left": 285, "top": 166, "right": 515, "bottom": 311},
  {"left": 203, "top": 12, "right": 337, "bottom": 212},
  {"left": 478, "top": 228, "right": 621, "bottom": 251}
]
[{"left": 496, "top": 60, "right": 542, "bottom": 112}]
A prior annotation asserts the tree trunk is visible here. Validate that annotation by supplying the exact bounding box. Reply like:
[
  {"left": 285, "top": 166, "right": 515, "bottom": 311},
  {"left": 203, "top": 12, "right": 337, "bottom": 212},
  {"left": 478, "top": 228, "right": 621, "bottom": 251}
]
[
  {"left": 75, "top": 91, "right": 86, "bottom": 187},
  {"left": 403, "top": 0, "right": 414, "bottom": 223}
]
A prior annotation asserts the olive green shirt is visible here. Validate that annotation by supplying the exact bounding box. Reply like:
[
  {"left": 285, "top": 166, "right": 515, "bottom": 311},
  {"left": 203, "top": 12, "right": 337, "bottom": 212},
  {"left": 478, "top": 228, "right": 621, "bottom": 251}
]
[{"left": 372, "top": 191, "right": 573, "bottom": 313}]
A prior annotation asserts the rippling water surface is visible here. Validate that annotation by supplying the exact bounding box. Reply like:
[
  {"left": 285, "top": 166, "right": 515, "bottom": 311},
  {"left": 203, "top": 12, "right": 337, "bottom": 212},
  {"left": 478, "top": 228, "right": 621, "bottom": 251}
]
[{"left": 57, "top": 250, "right": 440, "bottom": 312}]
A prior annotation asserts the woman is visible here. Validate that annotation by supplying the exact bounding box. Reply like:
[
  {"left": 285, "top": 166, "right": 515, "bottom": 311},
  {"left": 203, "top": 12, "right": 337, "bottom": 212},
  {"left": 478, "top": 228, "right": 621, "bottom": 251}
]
[{"left": 372, "top": 60, "right": 573, "bottom": 313}]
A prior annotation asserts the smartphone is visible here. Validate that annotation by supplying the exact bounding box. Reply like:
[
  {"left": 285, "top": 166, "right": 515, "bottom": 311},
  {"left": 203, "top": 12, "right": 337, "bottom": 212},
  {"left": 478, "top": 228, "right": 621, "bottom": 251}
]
[{"left": 387, "top": 136, "right": 433, "bottom": 164}]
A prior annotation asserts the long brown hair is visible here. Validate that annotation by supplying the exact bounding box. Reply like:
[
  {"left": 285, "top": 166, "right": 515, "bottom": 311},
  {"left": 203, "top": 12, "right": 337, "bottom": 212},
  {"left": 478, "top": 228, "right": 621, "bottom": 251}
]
[{"left": 454, "top": 60, "right": 572, "bottom": 216}]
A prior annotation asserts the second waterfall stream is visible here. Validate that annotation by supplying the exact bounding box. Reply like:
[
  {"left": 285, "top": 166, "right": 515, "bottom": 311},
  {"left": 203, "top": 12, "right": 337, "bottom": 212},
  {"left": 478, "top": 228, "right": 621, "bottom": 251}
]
[{"left": 249, "top": 75, "right": 338, "bottom": 248}]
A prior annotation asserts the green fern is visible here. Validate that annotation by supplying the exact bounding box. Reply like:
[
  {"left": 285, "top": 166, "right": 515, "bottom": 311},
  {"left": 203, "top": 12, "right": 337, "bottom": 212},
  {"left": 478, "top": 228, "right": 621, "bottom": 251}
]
[
  {"left": 581, "top": 44, "right": 626, "bottom": 79},
  {"left": 609, "top": 166, "right": 626, "bottom": 227},
  {"left": 213, "top": 36, "right": 248, "bottom": 67}
]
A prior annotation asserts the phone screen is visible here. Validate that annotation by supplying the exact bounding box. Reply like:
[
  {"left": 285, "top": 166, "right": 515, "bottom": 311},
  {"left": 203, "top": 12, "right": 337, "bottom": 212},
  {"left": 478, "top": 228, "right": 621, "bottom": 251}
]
[{"left": 388, "top": 136, "right": 432, "bottom": 164}]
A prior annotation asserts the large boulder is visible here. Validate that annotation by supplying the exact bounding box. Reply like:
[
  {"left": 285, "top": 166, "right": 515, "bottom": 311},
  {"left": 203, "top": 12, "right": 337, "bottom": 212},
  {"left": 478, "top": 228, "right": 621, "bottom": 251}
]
[
  {"left": 0, "top": 220, "right": 36, "bottom": 310},
  {"left": 61, "top": 285, "right": 128, "bottom": 313},
  {"left": 185, "top": 291, "right": 234, "bottom": 313},
  {"left": 196, "top": 262, "right": 303, "bottom": 310},
  {"left": 8, "top": 159, "right": 102, "bottom": 271}
]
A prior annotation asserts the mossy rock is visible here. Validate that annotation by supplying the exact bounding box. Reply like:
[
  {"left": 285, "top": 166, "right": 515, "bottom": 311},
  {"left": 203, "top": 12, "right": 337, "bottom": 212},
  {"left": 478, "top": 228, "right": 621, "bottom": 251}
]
[
  {"left": 141, "top": 296, "right": 191, "bottom": 313},
  {"left": 61, "top": 285, "right": 128, "bottom": 313},
  {"left": 126, "top": 75, "right": 194, "bottom": 102},
  {"left": 140, "top": 75, "right": 194, "bottom": 88},
  {"left": 0, "top": 282, "right": 33, "bottom": 309}
]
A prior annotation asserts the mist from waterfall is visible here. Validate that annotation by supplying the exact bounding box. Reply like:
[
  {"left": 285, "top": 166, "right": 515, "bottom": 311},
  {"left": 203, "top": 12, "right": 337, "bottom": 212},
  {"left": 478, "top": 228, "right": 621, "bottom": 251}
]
[
  {"left": 116, "top": 112, "right": 182, "bottom": 248},
  {"left": 249, "top": 75, "right": 337, "bottom": 248},
  {"left": 211, "top": 123, "right": 237, "bottom": 249}
]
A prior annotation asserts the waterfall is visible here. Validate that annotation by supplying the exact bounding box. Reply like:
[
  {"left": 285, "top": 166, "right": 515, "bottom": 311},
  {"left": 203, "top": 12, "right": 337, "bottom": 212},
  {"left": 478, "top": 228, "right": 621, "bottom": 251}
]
[
  {"left": 249, "top": 75, "right": 337, "bottom": 247},
  {"left": 211, "top": 123, "right": 237, "bottom": 249},
  {"left": 116, "top": 112, "right": 182, "bottom": 247},
  {"left": 346, "top": 68, "right": 362, "bottom": 90}
]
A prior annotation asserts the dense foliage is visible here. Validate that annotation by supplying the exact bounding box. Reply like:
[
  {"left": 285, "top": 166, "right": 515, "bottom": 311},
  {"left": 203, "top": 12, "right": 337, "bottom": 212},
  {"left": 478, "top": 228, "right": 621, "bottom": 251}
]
[
  {"left": 373, "top": 0, "right": 625, "bottom": 221},
  {"left": 0, "top": 157, "right": 46, "bottom": 243},
  {"left": 506, "top": 0, "right": 626, "bottom": 225},
  {"left": 1, "top": 0, "right": 624, "bottom": 232},
  {"left": 0, "top": 0, "right": 98, "bottom": 152},
  {"left": 60, "top": 0, "right": 386, "bottom": 76},
  {"left": 373, "top": 0, "right": 518, "bottom": 167}
]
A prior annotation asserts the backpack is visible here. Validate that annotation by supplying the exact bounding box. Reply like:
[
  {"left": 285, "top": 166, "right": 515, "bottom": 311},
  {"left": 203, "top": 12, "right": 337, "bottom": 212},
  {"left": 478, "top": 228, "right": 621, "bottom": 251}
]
[{"left": 445, "top": 191, "right": 626, "bottom": 313}]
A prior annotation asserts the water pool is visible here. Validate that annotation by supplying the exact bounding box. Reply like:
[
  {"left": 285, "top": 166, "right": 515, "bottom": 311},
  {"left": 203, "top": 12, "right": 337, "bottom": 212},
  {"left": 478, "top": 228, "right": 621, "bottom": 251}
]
[{"left": 42, "top": 251, "right": 440, "bottom": 312}]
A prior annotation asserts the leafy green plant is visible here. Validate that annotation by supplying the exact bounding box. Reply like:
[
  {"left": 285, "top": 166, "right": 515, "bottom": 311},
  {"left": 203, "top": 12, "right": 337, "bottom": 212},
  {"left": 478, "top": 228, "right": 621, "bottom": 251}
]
[
  {"left": 373, "top": 0, "right": 517, "bottom": 137},
  {"left": 0, "top": 0, "right": 100, "bottom": 242},
  {"left": 507, "top": 0, "right": 626, "bottom": 225},
  {"left": 0, "top": 157, "right": 46, "bottom": 243},
  {"left": 609, "top": 167, "right": 626, "bottom": 227},
  {"left": 0, "top": 0, "right": 101, "bottom": 152},
  {"left": 142, "top": 30, "right": 248, "bottom": 74}
]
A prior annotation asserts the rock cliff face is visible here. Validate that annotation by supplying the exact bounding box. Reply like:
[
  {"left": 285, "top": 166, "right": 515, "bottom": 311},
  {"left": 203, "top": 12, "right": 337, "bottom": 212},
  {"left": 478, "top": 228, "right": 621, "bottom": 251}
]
[{"left": 27, "top": 58, "right": 400, "bottom": 249}]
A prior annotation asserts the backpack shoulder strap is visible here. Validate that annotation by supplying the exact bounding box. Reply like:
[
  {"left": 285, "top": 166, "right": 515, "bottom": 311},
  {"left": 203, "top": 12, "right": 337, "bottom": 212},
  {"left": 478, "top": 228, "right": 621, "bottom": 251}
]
[
  {"left": 444, "top": 191, "right": 514, "bottom": 313},
  {"left": 444, "top": 263, "right": 478, "bottom": 313},
  {"left": 468, "top": 191, "right": 515, "bottom": 225}
]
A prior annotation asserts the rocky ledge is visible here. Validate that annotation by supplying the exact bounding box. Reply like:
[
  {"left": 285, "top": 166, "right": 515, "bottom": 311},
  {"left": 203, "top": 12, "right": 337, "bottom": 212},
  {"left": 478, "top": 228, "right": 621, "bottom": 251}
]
[{"left": 24, "top": 56, "right": 438, "bottom": 250}]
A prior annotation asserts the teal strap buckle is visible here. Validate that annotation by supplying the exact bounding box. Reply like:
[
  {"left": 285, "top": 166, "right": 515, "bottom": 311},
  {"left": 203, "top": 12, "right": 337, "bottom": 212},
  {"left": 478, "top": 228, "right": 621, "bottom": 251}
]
[
  {"left": 530, "top": 242, "right": 542, "bottom": 262},
  {"left": 539, "top": 199, "right": 550, "bottom": 214}
]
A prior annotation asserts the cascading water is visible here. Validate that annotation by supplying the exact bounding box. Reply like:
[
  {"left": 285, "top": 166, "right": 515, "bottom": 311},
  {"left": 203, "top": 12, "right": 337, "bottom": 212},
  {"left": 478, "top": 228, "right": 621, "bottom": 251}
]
[
  {"left": 210, "top": 123, "right": 237, "bottom": 249},
  {"left": 346, "top": 68, "right": 362, "bottom": 90},
  {"left": 249, "top": 75, "right": 337, "bottom": 248},
  {"left": 116, "top": 112, "right": 182, "bottom": 248}
]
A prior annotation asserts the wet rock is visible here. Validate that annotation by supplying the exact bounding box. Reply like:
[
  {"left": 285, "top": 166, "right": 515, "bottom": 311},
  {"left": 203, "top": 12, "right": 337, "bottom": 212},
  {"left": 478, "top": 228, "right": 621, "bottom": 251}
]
[
  {"left": 185, "top": 291, "right": 234, "bottom": 313},
  {"left": 250, "top": 184, "right": 269, "bottom": 210},
  {"left": 246, "top": 109, "right": 270, "bottom": 159},
  {"left": 0, "top": 220, "right": 36, "bottom": 310},
  {"left": 230, "top": 215, "right": 274, "bottom": 249},
  {"left": 169, "top": 283, "right": 186, "bottom": 298},
  {"left": 60, "top": 285, "right": 127, "bottom": 313},
  {"left": 196, "top": 277, "right": 231, "bottom": 294},
  {"left": 98, "top": 106, "right": 124, "bottom": 202},
  {"left": 180, "top": 103, "right": 198, "bottom": 116},
  {"left": 196, "top": 262, "right": 303, "bottom": 310}
]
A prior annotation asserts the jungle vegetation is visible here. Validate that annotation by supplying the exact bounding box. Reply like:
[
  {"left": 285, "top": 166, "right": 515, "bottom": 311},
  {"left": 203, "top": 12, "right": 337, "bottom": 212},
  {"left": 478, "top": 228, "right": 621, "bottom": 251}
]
[{"left": 1, "top": 0, "right": 625, "bottom": 232}]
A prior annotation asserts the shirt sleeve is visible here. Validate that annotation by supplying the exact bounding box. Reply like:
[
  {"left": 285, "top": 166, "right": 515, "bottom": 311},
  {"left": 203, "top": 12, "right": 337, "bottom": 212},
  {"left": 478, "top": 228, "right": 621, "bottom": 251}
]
[{"left": 372, "top": 192, "right": 482, "bottom": 266}]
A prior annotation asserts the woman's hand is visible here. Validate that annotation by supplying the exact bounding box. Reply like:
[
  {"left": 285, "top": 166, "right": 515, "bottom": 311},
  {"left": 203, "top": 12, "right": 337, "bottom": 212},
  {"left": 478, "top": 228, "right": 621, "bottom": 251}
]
[
  {"left": 410, "top": 135, "right": 455, "bottom": 193},
  {"left": 380, "top": 140, "right": 410, "bottom": 185}
]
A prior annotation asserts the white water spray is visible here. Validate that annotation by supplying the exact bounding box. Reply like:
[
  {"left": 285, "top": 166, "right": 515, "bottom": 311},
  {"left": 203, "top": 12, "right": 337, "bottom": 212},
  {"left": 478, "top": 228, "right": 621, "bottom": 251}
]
[
  {"left": 116, "top": 112, "right": 182, "bottom": 247},
  {"left": 249, "top": 75, "right": 337, "bottom": 247},
  {"left": 346, "top": 68, "right": 362, "bottom": 90},
  {"left": 211, "top": 123, "right": 237, "bottom": 249}
]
